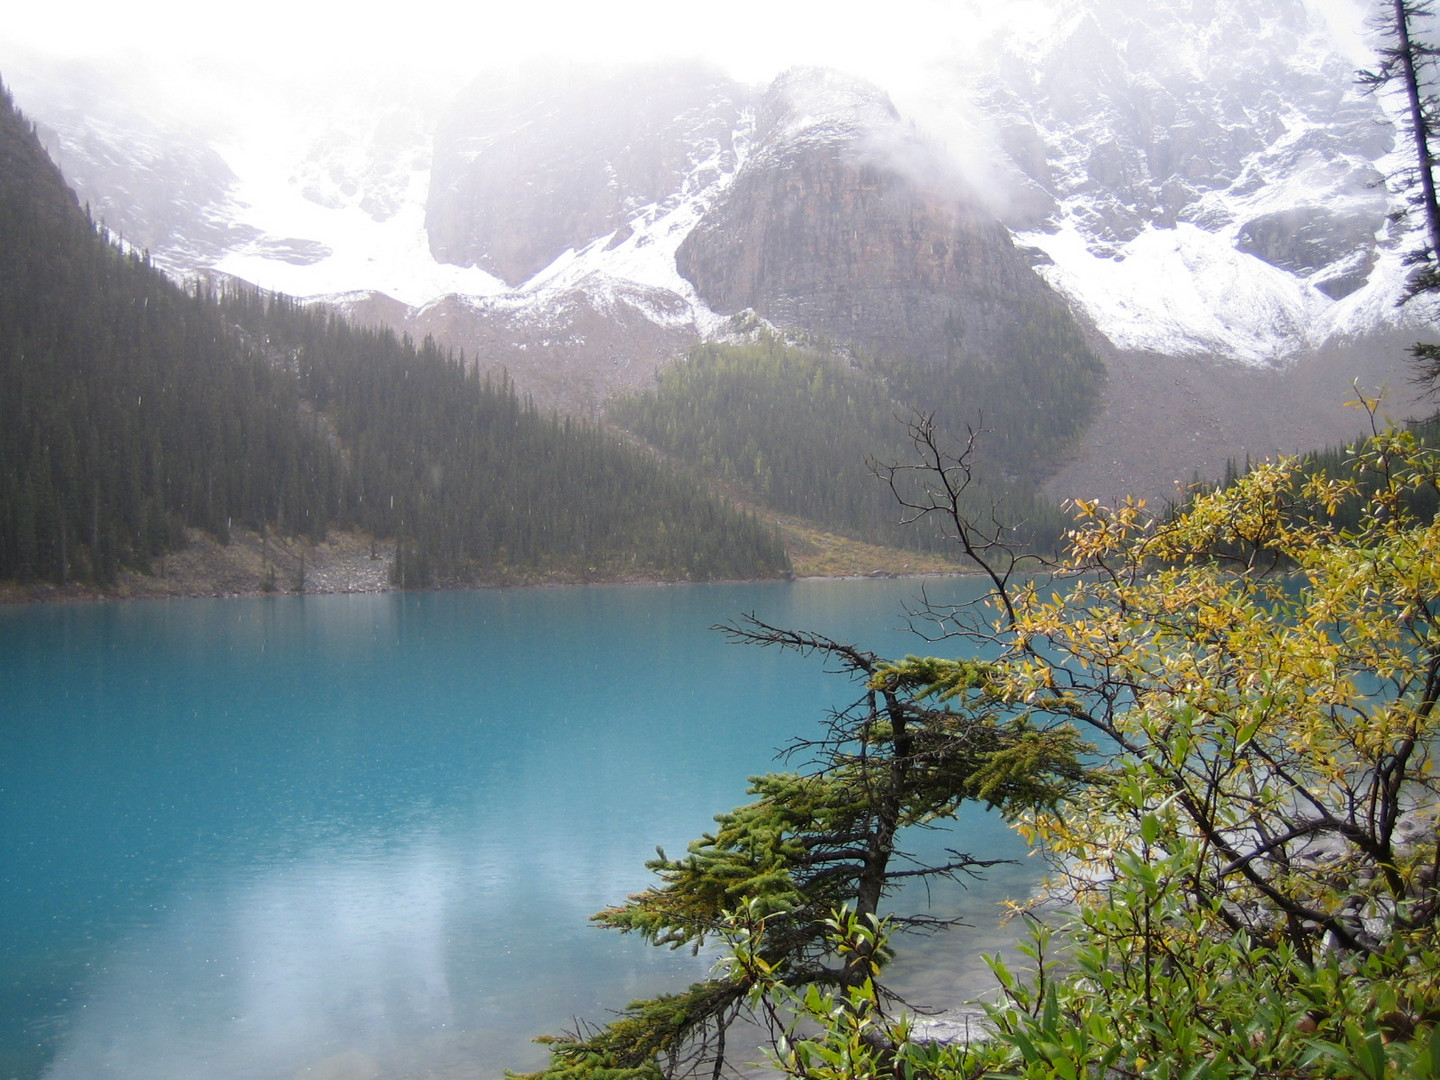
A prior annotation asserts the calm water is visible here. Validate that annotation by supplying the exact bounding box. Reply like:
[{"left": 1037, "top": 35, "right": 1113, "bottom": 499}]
[{"left": 0, "top": 579, "right": 1035, "bottom": 1080}]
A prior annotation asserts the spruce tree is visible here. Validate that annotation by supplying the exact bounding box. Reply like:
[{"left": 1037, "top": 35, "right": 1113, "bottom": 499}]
[
  {"left": 521, "top": 617, "right": 1087, "bottom": 1080},
  {"left": 1359, "top": 0, "right": 1440, "bottom": 386}
]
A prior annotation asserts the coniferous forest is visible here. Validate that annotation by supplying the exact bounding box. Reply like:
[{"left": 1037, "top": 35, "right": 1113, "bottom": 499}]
[
  {"left": 0, "top": 82, "right": 789, "bottom": 588},
  {"left": 607, "top": 336, "right": 1083, "bottom": 555}
]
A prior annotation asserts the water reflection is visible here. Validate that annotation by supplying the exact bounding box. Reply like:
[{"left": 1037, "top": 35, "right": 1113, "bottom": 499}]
[
  {"left": 47, "top": 839, "right": 455, "bottom": 1077},
  {"left": 1, "top": 580, "right": 1035, "bottom": 1080},
  {"left": 43, "top": 822, "right": 717, "bottom": 1080}
]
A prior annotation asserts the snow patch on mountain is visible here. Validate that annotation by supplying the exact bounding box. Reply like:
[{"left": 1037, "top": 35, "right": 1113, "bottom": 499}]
[
  {"left": 211, "top": 138, "right": 505, "bottom": 307},
  {"left": 968, "top": 0, "right": 1414, "bottom": 366},
  {"left": 517, "top": 109, "right": 754, "bottom": 336},
  {"left": 1021, "top": 220, "right": 1404, "bottom": 362},
  {"left": 5, "top": 4, "right": 1428, "bottom": 373},
  {"left": 200, "top": 66, "right": 752, "bottom": 342},
  {"left": 539, "top": 121, "right": 748, "bottom": 292},
  {"left": 397, "top": 104, "right": 755, "bottom": 342}
]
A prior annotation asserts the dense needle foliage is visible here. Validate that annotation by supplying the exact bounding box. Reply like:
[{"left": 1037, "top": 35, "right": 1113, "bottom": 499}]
[
  {"left": 216, "top": 290, "right": 790, "bottom": 585},
  {"left": 0, "top": 81, "right": 789, "bottom": 587},
  {"left": 0, "top": 84, "right": 338, "bottom": 583},
  {"left": 607, "top": 337, "right": 1076, "bottom": 555}
]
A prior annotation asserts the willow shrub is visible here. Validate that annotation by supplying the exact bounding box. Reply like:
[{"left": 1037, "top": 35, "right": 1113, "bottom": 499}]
[{"left": 735, "top": 403, "right": 1440, "bottom": 1078}]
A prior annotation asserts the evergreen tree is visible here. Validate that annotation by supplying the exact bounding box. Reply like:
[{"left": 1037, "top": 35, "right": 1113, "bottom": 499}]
[
  {"left": 0, "top": 80, "right": 789, "bottom": 589},
  {"left": 1360, "top": 0, "right": 1440, "bottom": 386},
  {"left": 521, "top": 614, "right": 1086, "bottom": 1080},
  {"left": 1362, "top": 0, "right": 1440, "bottom": 281}
]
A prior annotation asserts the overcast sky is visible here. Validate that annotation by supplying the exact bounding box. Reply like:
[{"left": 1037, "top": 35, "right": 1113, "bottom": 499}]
[
  {"left": 0, "top": 0, "right": 1379, "bottom": 151},
  {"left": 1, "top": 0, "right": 1000, "bottom": 93},
  {"left": 3, "top": 0, "right": 1379, "bottom": 75},
  {"left": 1, "top": 0, "right": 1382, "bottom": 136}
]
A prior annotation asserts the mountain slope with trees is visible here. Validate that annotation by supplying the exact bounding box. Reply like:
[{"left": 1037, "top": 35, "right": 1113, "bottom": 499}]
[
  {"left": 0, "top": 81, "right": 342, "bottom": 585},
  {"left": 7, "top": 13, "right": 1430, "bottom": 505},
  {"left": 523, "top": 11, "right": 1440, "bottom": 1074},
  {"left": 607, "top": 336, "right": 1079, "bottom": 555},
  {"left": 0, "top": 81, "right": 789, "bottom": 591}
]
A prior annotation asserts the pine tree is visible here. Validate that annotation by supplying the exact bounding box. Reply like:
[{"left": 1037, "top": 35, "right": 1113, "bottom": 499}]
[
  {"left": 1359, "top": 0, "right": 1440, "bottom": 386},
  {"left": 520, "top": 617, "right": 1087, "bottom": 1080}
]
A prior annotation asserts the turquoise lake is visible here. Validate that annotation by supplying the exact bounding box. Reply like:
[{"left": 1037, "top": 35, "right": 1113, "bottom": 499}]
[{"left": 0, "top": 579, "right": 1038, "bottom": 1079}]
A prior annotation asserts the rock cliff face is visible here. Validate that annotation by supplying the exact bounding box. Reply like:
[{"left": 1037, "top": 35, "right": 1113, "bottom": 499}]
[
  {"left": 980, "top": 0, "right": 1391, "bottom": 258},
  {"left": 972, "top": 0, "right": 1397, "bottom": 360},
  {"left": 15, "top": 69, "right": 255, "bottom": 268},
  {"left": 426, "top": 63, "right": 750, "bottom": 285},
  {"left": 1233, "top": 208, "right": 1380, "bottom": 298},
  {"left": 4, "top": 3, "right": 1432, "bottom": 503},
  {"left": 676, "top": 69, "right": 1076, "bottom": 368}
]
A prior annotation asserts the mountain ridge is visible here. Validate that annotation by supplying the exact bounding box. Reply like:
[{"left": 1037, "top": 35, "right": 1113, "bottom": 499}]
[
  {"left": 0, "top": 78, "right": 793, "bottom": 591},
  {"left": 3, "top": 0, "right": 1436, "bottom": 503}
]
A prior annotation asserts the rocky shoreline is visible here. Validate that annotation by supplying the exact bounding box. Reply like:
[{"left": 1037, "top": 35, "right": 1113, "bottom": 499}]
[
  {"left": 0, "top": 528, "right": 395, "bottom": 604},
  {"left": 0, "top": 523, "right": 979, "bottom": 605}
]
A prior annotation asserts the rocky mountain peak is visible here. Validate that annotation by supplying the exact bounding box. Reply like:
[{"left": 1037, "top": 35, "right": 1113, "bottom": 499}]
[
  {"left": 969, "top": 0, "right": 1399, "bottom": 361},
  {"left": 676, "top": 65, "right": 1082, "bottom": 375},
  {"left": 3, "top": 3, "right": 1431, "bottom": 502},
  {"left": 992, "top": 0, "right": 1385, "bottom": 248},
  {"left": 425, "top": 62, "right": 750, "bottom": 285},
  {"left": 754, "top": 67, "right": 901, "bottom": 151}
]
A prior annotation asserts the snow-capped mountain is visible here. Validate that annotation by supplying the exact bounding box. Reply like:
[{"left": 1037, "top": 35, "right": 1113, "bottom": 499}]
[
  {"left": 675, "top": 66, "right": 1087, "bottom": 385},
  {"left": 7, "top": 1, "right": 1415, "bottom": 366},
  {"left": 1, "top": 0, "right": 1435, "bottom": 499},
  {"left": 970, "top": 0, "right": 1408, "bottom": 364},
  {"left": 0, "top": 53, "right": 259, "bottom": 269}
]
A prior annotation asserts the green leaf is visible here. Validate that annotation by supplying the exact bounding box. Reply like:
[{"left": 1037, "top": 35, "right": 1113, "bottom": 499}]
[{"left": 1140, "top": 813, "right": 1160, "bottom": 847}]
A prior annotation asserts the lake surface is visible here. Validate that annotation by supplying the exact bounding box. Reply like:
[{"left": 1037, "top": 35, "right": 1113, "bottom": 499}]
[{"left": 0, "top": 579, "right": 1038, "bottom": 1080}]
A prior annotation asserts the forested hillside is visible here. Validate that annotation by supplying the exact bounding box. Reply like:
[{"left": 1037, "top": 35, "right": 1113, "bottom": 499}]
[
  {"left": 607, "top": 337, "right": 1078, "bottom": 554},
  {"left": 1175, "top": 411, "right": 1440, "bottom": 548},
  {"left": 0, "top": 82, "right": 788, "bottom": 589},
  {"left": 871, "top": 302, "right": 1104, "bottom": 488},
  {"left": 219, "top": 290, "right": 789, "bottom": 584}
]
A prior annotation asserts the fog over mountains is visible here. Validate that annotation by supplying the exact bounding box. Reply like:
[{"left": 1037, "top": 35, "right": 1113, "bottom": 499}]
[
  {"left": 988, "top": 0, "right": 1399, "bottom": 359},
  {"left": 3, "top": 0, "right": 1434, "bottom": 501}
]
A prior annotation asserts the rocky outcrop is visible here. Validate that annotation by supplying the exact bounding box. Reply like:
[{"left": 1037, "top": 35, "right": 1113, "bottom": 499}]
[
  {"left": 676, "top": 68, "right": 1083, "bottom": 369},
  {"left": 426, "top": 63, "right": 750, "bottom": 285},
  {"left": 1234, "top": 207, "right": 1379, "bottom": 298},
  {"left": 972, "top": 0, "right": 1394, "bottom": 353}
]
